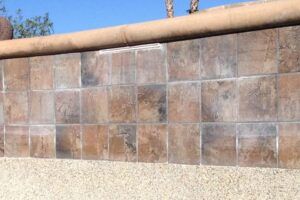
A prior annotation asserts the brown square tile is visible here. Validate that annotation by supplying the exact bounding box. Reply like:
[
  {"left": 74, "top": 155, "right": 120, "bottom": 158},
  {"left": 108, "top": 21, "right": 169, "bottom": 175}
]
[
  {"left": 278, "top": 26, "right": 300, "bottom": 73},
  {"left": 0, "top": 126, "right": 3, "bottom": 156},
  {"left": 238, "top": 123, "right": 277, "bottom": 168},
  {"left": 238, "top": 29, "right": 277, "bottom": 76},
  {"left": 201, "top": 124, "right": 236, "bottom": 166},
  {"left": 278, "top": 74, "right": 300, "bottom": 121},
  {"left": 111, "top": 51, "right": 135, "bottom": 84},
  {"left": 4, "top": 92, "right": 28, "bottom": 124},
  {"left": 30, "top": 91, "right": 54, "bottom": 124},
  {"left": 82, "top": 125, "right": 109, "bottom": 160},
  {"left": 109, "top": 86, "right": 136, "bottom": 123},
  {"left": 56, "top": 125, "right": 81, "bottom": 159},
  {"left": 0, "top": 93, "right": 3, "bottom": 124},
  {"left": 138, "top": 124, "right": 167, "bottom": 163},
  {"left": 202, "top": 80, "right": 237, "bottom": 122},
  {"left": 168, "top": 123, "right": 200, "bottom": 165},
  {"left": 136, "top": 49, "right": 166, "bottom": 84},
  {"left": 168, "top": 83, "right": 200, "bottom": 122},
  {"left": 81, "top": 51, "right": 110, "bottom": 87},
  {"left": 279, "top": 123, "right": 300, "bottom": 169},
  {"left": 30, "top": 56, "right": 54, "bottom": 90},
  {"left": 200, "top": 34, "right": 237, "bottom": 79},
  {"left": 238, "top": 76, "right": 277, "bottom": 122},
  {"left": 138, "top": 85, "right": 166, "bottom": 123},
  {"left": 167, "top": 40, "right": 200, "bottom": 81},
  {"left": 55, "top": 91, "right": 80, "bottom": 124},
  {"left": 109, "top": 125, "right": 136, "bottom": 162},
  {"left": 4, "top": 58, "right": 30, "bottom": 91},
  {"left": 81, "top": 88, "right": 108, "bottom": 123},
  {"left": 5, "top": 126, "right": 29, "bottom": 157},
  {"left": 30, "top": 126, "right": 55, "bottom": 158},
  {"left": 54, "top": 53, "right": 81, "bottom": 89}
]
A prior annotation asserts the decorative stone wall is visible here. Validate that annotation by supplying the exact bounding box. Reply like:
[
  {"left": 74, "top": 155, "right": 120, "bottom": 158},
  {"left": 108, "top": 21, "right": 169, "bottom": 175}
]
[{"left": 0, "top": 25, "right": 299, "bottom": 169}]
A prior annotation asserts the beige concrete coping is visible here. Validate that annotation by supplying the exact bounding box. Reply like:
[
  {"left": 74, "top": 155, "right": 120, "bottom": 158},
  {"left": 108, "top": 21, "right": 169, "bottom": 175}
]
[{"left": 0, "top": 0, "right": 300, "bottom": 59}]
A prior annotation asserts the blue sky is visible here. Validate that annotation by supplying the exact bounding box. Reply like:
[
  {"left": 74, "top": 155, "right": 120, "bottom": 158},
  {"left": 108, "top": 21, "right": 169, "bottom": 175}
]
[{"left": 5, "top": 0, "right": 251, "bottom": 34}]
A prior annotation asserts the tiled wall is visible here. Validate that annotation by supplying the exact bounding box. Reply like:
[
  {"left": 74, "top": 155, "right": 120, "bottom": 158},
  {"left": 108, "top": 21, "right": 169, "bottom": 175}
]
[{"left": 0, "top": 25, "right": 299, "bottom": 169}]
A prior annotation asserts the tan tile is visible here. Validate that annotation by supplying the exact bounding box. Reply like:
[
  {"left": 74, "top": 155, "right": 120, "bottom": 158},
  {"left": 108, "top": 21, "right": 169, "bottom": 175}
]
[
  {"left": 111, "top": 51, "right": 135, "bottom": 84},
  {"left": 30, "top": 91, "right": 54, "bottom": 124},
  {"left": 55, "top": 91, "right": 80, "bottom": 124},
  {"left": 201, "top": 124, "right": 236, "bottom": 166},
  {"left": 168, "top": 83, "right": 200, "bottom": 122},
  {"left": 109, "top": 86, "right": 136, "bottom": 123},
  {"left": 109, "top": 125, "right": 136, "bottom": 162},
  {"left": 238, "top": 76, "right": 277, "bottom": 122},
  {"left": 138, "top": 124, "right": 167, "bottom": 163},
  {"left": 30, "top": 56, "right": 54, "bottom": 90},
  {"left": 136, "top": 49, "right": 166, "bottom": 84},
  {"left": 202, "top": 80, "right": 237, "bottom": 122},
  {"left": 278, "top": 26, "right": 300, "bottom": 73},
  {"left": 0, "top": 93, "right": 3, "bottom": 124},
  {"left": 82, "top": 125, "right": 109, "bottom": 160},
  {"left": 4, "top": 58, "right": 30, "bottom": 91},
  {"left": 279, "top": 123, "right": 300, "bottom": 169},
  {"left": 0, "top": 61, "right": 3, "bottom": 91},
  {"left": 30, "top": 126, "right": 55, "bottom": 158},
  {"left": 238, "top": 123, "right": 277, "bottom": 168},
  {"left": 54, "top": 53, "right": 80, "bottom": 89},
  {"left": 0, "top": 126, "right": 3, "bottom": 156},
  {"left": 56, "top": 125, "right": 81, "bottom": 159},
  {"left": 278, "top": 74, "right": 300, "bottom": 121},
  {"left": 5, "top": 126, "right": 29, "bottom": 157},
  {"left": 200, "top": 34, "right": 237, "bottom": 79},
  {"left": 138, "top": 85, "right": 166, "bottom": 123},
  {"left": 4, "top": 92, "right": 28, "bottom": 124},
  {"left": 81, "top": 88, "right": 109, "bottom": 123},
  {"left": 167, "top": 40, "right": 200, "bottom": 81},
  {"left": 81, "top": 51, "right": 110, "bottom": 87},
  {"left": 238, "top": 29, "right": 277, "bottom": 76},
  {"left": 168, "top": 123, "right": 200, "bottom": 165}
]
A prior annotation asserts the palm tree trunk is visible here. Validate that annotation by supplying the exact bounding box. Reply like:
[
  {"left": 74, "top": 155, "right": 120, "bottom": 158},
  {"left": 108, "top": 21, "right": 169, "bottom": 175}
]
[
  {"left": 165, "top": 0, "right": 174, "bottom": 18},
  {"left": 189, "top": 0, "right": 199, "bottom": 14}
]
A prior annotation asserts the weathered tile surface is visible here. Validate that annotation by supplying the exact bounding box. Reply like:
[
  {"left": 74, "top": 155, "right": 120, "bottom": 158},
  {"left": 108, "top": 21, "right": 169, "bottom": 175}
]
[
  {"left": 4, "top": 92, "right": 29, "bottom": 124},
  {"left": 167, "top": 40, "right": 200, "bottom": 81},
  {"left": 136, "top": 49, "right": 166, "bottom": 84},
  {"left": 0, "top": 93, "right": 3, "bottom": 124},
  {"left": 238, "top": 123, "right": 277, "bottom": 168},
  {"left": 0, "top": 61, "right": 3, "bottom": 91},
  {"left": 56, "top": 125, "right": 81, "bottom": 159},
  {"left": 111, "top": 51, "right": 135, "bottom": 84},
  {"left": 55, "top": 91, "right": 80, "bottom": 124},
  {"left": 109, "top": 86, "right": 136, "bottom": 123},
  {"left": 202, "top": 80, "right": 237, "bottom": 122},
  {"left": 81, "top": 88, "right": 109, "bottom": 123},
  {"left": 168, "top": 123, "right": 200, "bottom": 165},
  {"left": 138, "top": 85, "right": 166, "bottom": 122},
  {"left": 138, "top": 124, "right": 167, "bottom": 163},
  {"left": 30, "top": 56, "right": 54, "bottom": 90},
  {"left": 4, "top": 58, "right": 30, "bottom": 91},
  {"left": 278, "top": 26, "right": 300, "bottom": 73},
  {"left": 201, "top": 124, "right": 236, "bottom": 166},
  {"left": 200, "top": 34, "right": 237, "bottom": 79},
  {"left": 278, "top": 74, "right": 300, "bottom": 121},
  {"left": 82, "top": 125, "right": 109, "bottom": 160},
  {"left": 81, "top": 52, "right": 110, "bottom": 87},
  {"left": 0, "top": 126, "right": 3, "bottom": 156},
  {"left": 238, "top": 29, "right": 277, "bottom": 76},
  {"left": 54, "top": 53, "right": 81, "bottom": 89},
  {"left": 238, "top": 76, "right": 277, "bottom": 122},
  {"left": 168, "top": 83, "right": 200, "bottom": 122},
  {"left": 109, "top": 125, "right": 136, "bottom": 162},
  {"left": 30, "top": 92, "right": 54, "bottom": 124},
  {"left": 30, "top": 126, "right": 55, "bottom": 158},
  {"left": 279, "top": 123, "right": 300, "bottom": 169},
  {"left": 5, "top": 126, "right": 29, "bottom": 157}
]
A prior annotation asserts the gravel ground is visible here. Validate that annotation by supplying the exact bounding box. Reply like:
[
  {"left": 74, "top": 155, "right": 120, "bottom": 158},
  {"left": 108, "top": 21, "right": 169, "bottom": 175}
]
[{"left": 0, "top": 158, "right": 299, "bottom": 200}]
